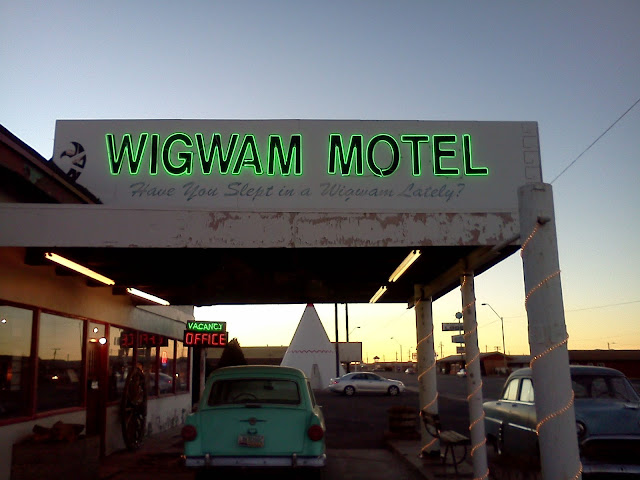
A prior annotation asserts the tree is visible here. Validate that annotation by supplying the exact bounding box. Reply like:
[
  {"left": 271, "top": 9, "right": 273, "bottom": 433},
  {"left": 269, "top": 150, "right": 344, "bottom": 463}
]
[{"left": 216, "top": 338, "right": 248, "bottom": 369}]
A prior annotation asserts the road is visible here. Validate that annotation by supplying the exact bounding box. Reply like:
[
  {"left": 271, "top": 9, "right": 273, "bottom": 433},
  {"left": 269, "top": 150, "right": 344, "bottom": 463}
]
[{"left": 318, "top": 372, "right": 505, "bottom": 449}]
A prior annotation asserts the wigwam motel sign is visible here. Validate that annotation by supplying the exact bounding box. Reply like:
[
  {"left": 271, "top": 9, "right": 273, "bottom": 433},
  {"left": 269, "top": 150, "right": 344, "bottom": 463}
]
[{"left": 53, "top": 120, "right": 541, "bottom": 213}]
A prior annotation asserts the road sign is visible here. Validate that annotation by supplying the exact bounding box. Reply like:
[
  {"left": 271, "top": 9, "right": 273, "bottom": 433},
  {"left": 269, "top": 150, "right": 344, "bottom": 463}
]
[
  {"left": 456, "top": 346, "right": 466, "bottom": 354},
  {"left": 442, "top": 322, "right": 464, "bottom": 332},
  {"left": 451, "top": 334, "right": 465, "bottom": 343}
]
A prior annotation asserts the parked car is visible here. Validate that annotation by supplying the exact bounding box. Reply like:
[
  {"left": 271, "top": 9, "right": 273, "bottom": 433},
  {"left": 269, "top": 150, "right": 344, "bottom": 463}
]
[
  {"left": 328, "top": 372, "right": 405, "bottom": 396},
  {"left": 483, "top": 366, "right": 640, "bottom": 475},
  {"left": 404, "top": 367, "right": 416, "bottom": 374},
  {"left": 182, "top": 365, "right": 326, "bottom": 477},
  {"left": 456, "top": 369, "right": 467, "bottom": 377},
  {"left": 154, "top": 372, "right": 174, "bottom": 394}
]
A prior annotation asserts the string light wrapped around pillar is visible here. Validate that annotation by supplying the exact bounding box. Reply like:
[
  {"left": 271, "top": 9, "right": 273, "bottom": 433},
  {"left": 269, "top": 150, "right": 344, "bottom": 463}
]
[
  {"left": 414, "top": 298, "right": 441, "bottom": 455},
  {"left": 521, "top": 218, "right": 582, "bottom": 480},
  {"left": 459, "top": 286, "right": 489, "bottom": 480}
]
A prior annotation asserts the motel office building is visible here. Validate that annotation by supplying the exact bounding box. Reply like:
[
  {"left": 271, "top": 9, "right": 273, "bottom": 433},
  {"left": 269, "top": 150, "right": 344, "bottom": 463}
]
[{"left": 0, "top": 125, "right": 194, "bottom": 480}]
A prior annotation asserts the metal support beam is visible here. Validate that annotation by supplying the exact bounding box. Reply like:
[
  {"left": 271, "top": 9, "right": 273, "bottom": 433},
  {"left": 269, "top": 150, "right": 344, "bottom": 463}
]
[
  {"left": 334, "top": 303, "right": 340, "bottom": 377},
  {"left": 519, "top": 183, "right": 582, "bottom": 480}
]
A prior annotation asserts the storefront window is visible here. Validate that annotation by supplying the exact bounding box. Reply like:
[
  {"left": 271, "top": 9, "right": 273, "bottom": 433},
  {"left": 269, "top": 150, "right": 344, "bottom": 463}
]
[
  {"left": 0, "top": 305, "right": 33, "bottom": 420},
  {"left": 107, "top": 327, "right": 134, "bottom": 402},
  {"left": 159, "top": 339, "right": 175, "bottom": 394},
  {"left": 37, "top": 313, "right": 83, "bottom": 412},
  {"left": 137, "top": 343, "right": 157, "bottom": 396},
  {"left": 176, "top": 341, "right": 189, "bottom": 393}
]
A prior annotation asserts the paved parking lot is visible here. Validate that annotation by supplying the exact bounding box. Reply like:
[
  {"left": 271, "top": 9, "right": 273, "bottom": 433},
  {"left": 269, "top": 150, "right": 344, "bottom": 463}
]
[{"left": 98, "top": 374, "right": 543, "bottom": 480}]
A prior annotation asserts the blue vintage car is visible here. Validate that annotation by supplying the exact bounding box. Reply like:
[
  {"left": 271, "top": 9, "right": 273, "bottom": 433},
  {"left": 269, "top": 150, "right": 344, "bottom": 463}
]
[
  {"left": 483, "top": 365, "right": 640, "bottom": 475},
  {"left": 182, "top": 365, "right": 326, "bottom": 476}
]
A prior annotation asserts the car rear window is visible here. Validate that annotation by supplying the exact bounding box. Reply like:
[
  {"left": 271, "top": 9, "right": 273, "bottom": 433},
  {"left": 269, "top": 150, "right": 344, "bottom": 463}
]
[
  {"left": 572, "top": 375, "right": 640, "bottom": 402},
  {"left": 208, "top": 378, "right": 301, "bottom": 406}
]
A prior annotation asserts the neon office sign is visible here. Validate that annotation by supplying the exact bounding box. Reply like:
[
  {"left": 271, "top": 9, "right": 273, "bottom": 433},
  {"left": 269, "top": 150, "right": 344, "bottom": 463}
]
[
  {"left": 52, "top": 120, "right": 541, "bottom": 212},
  {"left": 105, "top": 132, "right": 488, "bottom": 178},
  {"left": 183, "top": 321, "right": 228, "bottom": 347}
]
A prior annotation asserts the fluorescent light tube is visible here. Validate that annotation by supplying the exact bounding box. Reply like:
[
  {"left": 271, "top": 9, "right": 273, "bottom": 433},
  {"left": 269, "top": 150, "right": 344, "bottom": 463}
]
[
  {"left": 126, "top": 287, "right": 170, "bottom": 306},
  {"left": 45, "top": 252, "right": 115, "bottom": 286},
  {"left": 388, "top": 250, "right": 421, "bottom": 283},
  {"left": 369, "top": 286, "right": 387, "bottom": 304}
]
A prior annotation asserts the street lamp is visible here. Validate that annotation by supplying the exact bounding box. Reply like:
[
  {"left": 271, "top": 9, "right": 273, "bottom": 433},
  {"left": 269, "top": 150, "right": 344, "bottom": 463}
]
[
  {"left": 390, "top": 337, "right": 402, "bottom": 363},
  {"left": 348, "top": 326, "right": 360, "bottom": 339},
  {"left": 481, "top": 303, "right": 508, "bottom": 373}
]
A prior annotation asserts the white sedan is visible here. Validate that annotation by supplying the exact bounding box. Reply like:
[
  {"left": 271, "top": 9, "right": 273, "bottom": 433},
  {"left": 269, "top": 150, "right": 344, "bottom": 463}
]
[{"left": 328, "top": 372, "right": 405, "bottom": 396}]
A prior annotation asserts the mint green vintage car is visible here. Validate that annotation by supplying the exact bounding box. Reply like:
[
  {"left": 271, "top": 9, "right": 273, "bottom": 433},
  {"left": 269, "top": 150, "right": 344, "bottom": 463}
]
[{"left": 182, "top": 365, "right": 326, "bottom": 476}]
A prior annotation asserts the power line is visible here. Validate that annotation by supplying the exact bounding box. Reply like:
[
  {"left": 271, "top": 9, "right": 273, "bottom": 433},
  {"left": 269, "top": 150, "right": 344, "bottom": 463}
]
[
  {"left": 564, "top": 299, "right": 640, "bottom": 313},
  {"left": 479, "top": 299, "right": 640, "bottom": 322},
  {"left": 550, "top": 96, "right": 640, "bottom": 184}
]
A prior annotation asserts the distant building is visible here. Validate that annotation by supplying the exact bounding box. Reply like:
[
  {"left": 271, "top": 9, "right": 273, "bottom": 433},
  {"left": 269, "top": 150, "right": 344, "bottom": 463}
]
[
  {"left": 436, "top": 350, "right": 640, "bottom": 379},
  {"left": 568, "top": 350, "right": 640, "bottom": 379},
  {"left": 206, "top": 346, "right": 289, "bottom": 368}
]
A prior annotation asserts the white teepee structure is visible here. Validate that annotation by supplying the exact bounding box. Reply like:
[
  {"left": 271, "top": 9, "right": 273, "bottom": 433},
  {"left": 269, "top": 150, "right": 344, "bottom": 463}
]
[{"left": 281, "top": 304, "right": 345, "bottom": 389}]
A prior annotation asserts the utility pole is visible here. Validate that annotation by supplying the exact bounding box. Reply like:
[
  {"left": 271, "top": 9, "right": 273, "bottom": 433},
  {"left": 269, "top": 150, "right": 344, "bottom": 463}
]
[
  {"left": 334, "top": 303, "right": 340, "bottom": 377},
  {"left": 482, "top": 303, "right": 508, "bottom": 373}
]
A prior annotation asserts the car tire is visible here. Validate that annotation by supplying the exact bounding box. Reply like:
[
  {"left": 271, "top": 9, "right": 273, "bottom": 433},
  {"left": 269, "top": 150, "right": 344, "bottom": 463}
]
[
  {"left": 344, "top": 385, "right": 355, "bottom": 396},
  {"left": 388, "top": 385, "right": 400, "bottom": 396}
]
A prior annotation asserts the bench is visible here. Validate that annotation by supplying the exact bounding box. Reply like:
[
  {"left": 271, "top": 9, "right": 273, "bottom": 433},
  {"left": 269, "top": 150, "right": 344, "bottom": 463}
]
[{"left": 420, "top": 408, "right": 470, "bottom": 474}]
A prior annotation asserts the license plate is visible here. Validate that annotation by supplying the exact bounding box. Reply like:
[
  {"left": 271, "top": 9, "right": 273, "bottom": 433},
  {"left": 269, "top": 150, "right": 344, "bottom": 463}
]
[{"left": 238, "top": 434, "right": 264, "bottom": 448}]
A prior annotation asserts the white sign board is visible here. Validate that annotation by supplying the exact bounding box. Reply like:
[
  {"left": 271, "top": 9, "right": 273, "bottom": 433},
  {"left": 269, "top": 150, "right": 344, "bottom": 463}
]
[
  {"left": 442, "top": 322, "right": 465, "bottom": 332},
  {"left": 451, "top": 334, "right": 465, "bottom": 343},
  {"left": 336, "top": 342, "right": 363, "bottom": 363},
  {"left": 52, "top": 120, "right": 541, "bottom": 212}
]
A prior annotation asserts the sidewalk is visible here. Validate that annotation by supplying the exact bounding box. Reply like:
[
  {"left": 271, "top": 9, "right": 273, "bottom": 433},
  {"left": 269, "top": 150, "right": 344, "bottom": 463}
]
[
  {"left": 387, "top": 439, "right": 474, "bottom": 480},
  {"left": 98, "top": 425, "right": 542, "bottom": 480},
  {"left": 99, "top": 426, "right": 186, "bottom": 480},
  {"left": 386, "top": 438, "right": 542, "bottom": 480}
]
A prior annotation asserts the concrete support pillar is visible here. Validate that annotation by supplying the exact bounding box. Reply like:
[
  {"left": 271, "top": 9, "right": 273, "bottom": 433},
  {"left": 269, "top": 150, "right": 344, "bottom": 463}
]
[
  {"left": 519, "top": 183, "right": 582, "bottom": 480},
  {"left": 414, "top": 285, "right": 439, "bottom": 455},
  {"left": 198, "top": 347, "right": 206, "bottom": 402},
  {"left": 460, "top": 272, "right": 489, "bottom": 480}
]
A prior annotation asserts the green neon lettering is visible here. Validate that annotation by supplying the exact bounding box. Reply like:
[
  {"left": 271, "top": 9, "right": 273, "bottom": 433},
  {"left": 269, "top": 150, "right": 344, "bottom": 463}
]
[
  {"left": 268, "top": 134, "right": 302, "bottom": 175},
  {"left": 232, "top": 134, "right": 262, "bottom": 175},
  {"left": 162, "top": 133, "right": 193, "bottom": 176},
  {"left": 401, "top": 134, "right": 429, "bottom": 176},
  {"left": 367, "top": 134, "right": 400, "bottom": 177},
  {"left": 433, "top": 135, "right": 459, "bottom": 176},
  {"left": 106, "top": 133, "right": 149, "bottom": 175},
  {"left": 187, "top": 321, "right": 224, "bottom": 331},
  {"left": 328, "top": 134, "right": 363, "bottom": 175},
  {"left": 195, "top": 133, "right": 239, "bottom": 175},
  {"left": 463, "top": 134, "right": 488, "bottom": 176},
  {"left": 150, "top": 134, "right": 159, "bottom": 175}
]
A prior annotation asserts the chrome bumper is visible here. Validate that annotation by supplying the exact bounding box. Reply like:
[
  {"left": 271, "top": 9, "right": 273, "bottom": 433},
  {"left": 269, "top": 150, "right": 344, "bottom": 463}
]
[
  {"left": 582, "top": 462, "right": 640, "bottom": 475},
  {"left": 183, "top": 453, "right": 326, "bottom": 468}
]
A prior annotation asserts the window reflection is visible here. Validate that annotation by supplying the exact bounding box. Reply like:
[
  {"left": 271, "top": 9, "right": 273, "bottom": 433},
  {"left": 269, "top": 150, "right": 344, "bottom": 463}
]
[
  {"left": 37, "top": 313, "right": 83, "bottom": 412},
  {"left": 159, "top": 339, "right": 175, "bottom": 394},
  {"left": 0, "top": 305, "right": 33, "bottom": 419},
  {"left": 176, "top": 341, "right": 189, "bottom": 392},
  {"left": 137, "top": 344, "right": 157, "bottom": 396},
  {"left": 108, "top": 327, "right": 133, "bottom": 402}
]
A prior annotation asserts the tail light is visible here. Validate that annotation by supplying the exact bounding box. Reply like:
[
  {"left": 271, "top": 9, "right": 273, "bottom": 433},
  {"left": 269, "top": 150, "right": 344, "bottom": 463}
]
[
  {"left": 307, "top": 424, "right": 324, "bottom": 441},
  {"left": 181, "top": 424, "right": 197, "bottom": 441},
  {"left": 330, "top": 379, "right": 339, "bottom": 385}
]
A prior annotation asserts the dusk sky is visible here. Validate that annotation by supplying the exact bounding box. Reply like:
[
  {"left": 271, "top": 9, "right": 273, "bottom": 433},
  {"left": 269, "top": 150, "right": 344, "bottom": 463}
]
[{"left": 2, "top": 1, "right": 639, "bottom": 361}]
